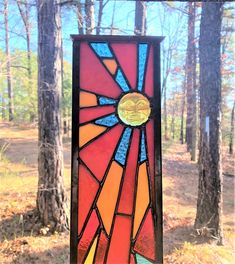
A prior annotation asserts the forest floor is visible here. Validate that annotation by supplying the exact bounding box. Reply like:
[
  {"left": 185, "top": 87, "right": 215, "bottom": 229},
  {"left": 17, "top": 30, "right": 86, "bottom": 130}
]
[{"left": 0, "top": 121, "right": 234, "bottom": 264}]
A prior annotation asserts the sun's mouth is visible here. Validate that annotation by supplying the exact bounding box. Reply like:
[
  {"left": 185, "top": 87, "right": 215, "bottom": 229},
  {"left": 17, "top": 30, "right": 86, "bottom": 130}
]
[{"left": 117, "top": 92, "right": 151, "bottom": 126}]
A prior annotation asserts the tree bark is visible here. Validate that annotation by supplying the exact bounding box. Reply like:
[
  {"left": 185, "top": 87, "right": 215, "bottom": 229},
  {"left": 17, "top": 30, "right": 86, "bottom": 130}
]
[
  {"left": 37, "top": 0, "right": 68, "bottom": 231},
  {"left": 191, "top": 2, "right": 198, "bottom": 161},
  {"left": 1, "top": 95, "right": 6, "bottom": 120},
  {"left": 96, "top": 0, "right": 103, "bottom": 35},
  {"left": 76, "top": 0, "right": 84, "bottom": 35},
  {"left": 186, "top": 2, "right": 196, "bottom": 154},
  {"left": 180, "top": 73, "right": 186, "bottom": 144},
  {"left": 163, "top": 79, "right": 168, "bottom": 140},
  {"left": 171, "top": 93, "right": 176, "bottom": 140},
  {"left": 85, "top": 0, "right": 95, "bottom": 34},
  {"left": 4, "top": 0, "right": 14, "bottom": 121},
  {"left": 229, "top": 100, "right": 234, "bottom": 155},
  {"left": 195, "top": 2, "right": 223, "bottom": 244},
  {"left": 134, "top": 1, "right": 147, "bottom": 36}
]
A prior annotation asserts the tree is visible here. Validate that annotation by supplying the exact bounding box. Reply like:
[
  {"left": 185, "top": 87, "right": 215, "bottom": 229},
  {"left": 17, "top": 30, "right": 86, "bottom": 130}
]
[
  {"left": 185, "top": 2, "right": 197, "bottom": 160},
  {"left": 195, "top": 2, "right": 223, "bottom": 244},
  {"left": 134, "top": 1, "right": 146, "bottom": 35},
  {"left": 16, "top": 0, "right": 36, "bottom": 122},
  {"left": 37, "top": 0, "right": 68, "bottom": 231},
  {"left": 4, "top": 0, "right": 14, "bottom": 121},
  {"left": 85, "top": 0, "right": 95, "bottom": 34},
  {"left": 229, "top": 100, "right": 234, "bottom": 155},
  {"left": 180, "top": 72, "right": 186, "bottom": 144}
]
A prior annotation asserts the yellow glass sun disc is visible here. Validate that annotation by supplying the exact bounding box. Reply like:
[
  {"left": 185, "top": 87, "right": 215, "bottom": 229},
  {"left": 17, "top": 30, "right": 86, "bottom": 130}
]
[{"left": 117, "top": 92, "right": 151, "bottom": 126}]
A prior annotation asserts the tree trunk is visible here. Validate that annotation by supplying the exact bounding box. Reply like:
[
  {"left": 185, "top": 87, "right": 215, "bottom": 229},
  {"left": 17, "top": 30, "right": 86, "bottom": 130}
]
[
  {"left": 37, "top": 0, "right": 68, "bottom": 231},
  {"left": 4, "top": 0, "right": 14, "bottom": 121},
  {"left": 180, "top": 74, "right": 186, "bottom": 144},
  {"left": 191, "top": 2, "right": 197, "bottom": 161},
  {"left": 96, "top": 0, "right": 103, "bottom": 35},
  {"left": 171, "top": 93, "right": 176, "bottom": 140},
  {"left": 229, "top": 100, "right": 234, "bottom": 155},
  {"left": 85, "top": 0, "right": 95, "bottom": 34},
  {"left": 134, "top": 1, "right": 147, "bottom": 36},
  {"left": 76, "top": 0, "right": 84, "bottom": 35},
  {"left": 1, "top": 95, "right": 6, "bottom": 120},
  {"left": 163, "top": 79, "right": 168, "bottom": 140},
  {"left": 186, "top": 2, "right": 196, "bottom": 154},
  {"left": 195, "top": 2, "right": 223, "bottom": 244}
]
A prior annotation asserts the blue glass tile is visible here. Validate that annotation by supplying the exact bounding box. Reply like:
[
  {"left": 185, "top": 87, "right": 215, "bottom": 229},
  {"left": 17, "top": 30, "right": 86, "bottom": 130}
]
[
  {"left": 139, "top": 130, "right": 147, "bottom": 162},
  {"left": 137, "top": 44, "right": 148, "bottom": 91},
  {"left": 90, "top": 43, "right": 113, "bottom": 58},
  {"left": 98, "top": 97, "right": 116, "bottom": 105},
  {"left": 136, "top": 254, "right": 151, "bottom": 264},
  {"left": 95, "top": 114, "right": 119, "bottom": 127},
  {"left": 115, "top": 127, "right": 132, "bottom": 165},
  {"left": 115, "top": 69, "right": 130, "bottom": 92}
]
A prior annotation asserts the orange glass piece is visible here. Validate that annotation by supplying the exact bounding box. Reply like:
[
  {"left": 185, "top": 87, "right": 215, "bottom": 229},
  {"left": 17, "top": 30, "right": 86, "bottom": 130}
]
[
  {"left": 79, "top": 123, "right": 107, "bottom": 148},
  {"left": 94, "top": 231, "right": 108, "bottom": 263},
  {"left": 134, "top": 209, "right": 155, "bottom": 261},
  {"left": 130, "top": 254, "right": 136, "bottom": 264},
  {"left": 80, "top": 124, "right": 124, "bottom": 181},
  {"left": 97, "top": 161, "right": 123, "bottom": 235},
  {"left": 106, "top": 215, "right": 132, "bottom": 263},
  {"left": 80, "top": 91, "right": 97, "bottom": 108},
  {"left": 78, "top": 210, "right": 99, "bottom": 263},
  {"left": 133, "top": 162, "right": 150, "bottom": 238},
  {"left": 118, "top": 129, "right": 140, "bottom": 215},
  {"left": 78, "top": 165, "right": 99, "bottom": 234},
  {"left": 103, "top": 59, "right": 117, "bottom": 75}
]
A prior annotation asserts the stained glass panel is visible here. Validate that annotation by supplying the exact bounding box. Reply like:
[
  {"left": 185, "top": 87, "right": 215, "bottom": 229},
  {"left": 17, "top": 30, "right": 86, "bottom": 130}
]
[{"left": 71, "top": 36, "right": 163, "bottom": 264}]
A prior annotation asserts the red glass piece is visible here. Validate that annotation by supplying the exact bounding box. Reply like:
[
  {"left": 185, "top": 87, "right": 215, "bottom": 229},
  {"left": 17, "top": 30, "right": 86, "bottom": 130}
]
[
  {"left": 146, "top": 121, "right": 155, "bottom": 197},
  {"left": 80, "top": 105, "right": 115, "bottom": 124},
  {"left": 78, "top": 210, "right": 99, "bottom": 263},
  {"left": 94, "top": 231, "right": 108, "bottom": 264},
  {"left": 118, "top": 129, "right": 140, "bottom": 215},
  {"left": 144, "top": 46, "right": 153, "bottom": 97},
  {"left": 134, "top": 209, "right": 155, "bottom": 261},
  {"left": 80, "top": 125, "right": 124, "bottom": 181},
  {"left": 80, "top": 43, "right": 121, "bottom": 99},
  {"left": 106, "top": 215, "right": 132, "bottom": 263},
  {"left": 78, "top": 164, "right": 99, "bottom": 234},
  {"left": 111, "top": 43, "right": 137, "bottom": 90},
  {"left": 130, "top": 254, "right": 136, "bottom": 264}
]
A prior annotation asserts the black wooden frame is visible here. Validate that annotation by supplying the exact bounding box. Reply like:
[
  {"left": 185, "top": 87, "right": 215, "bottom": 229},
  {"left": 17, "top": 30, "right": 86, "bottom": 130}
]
[{"left": 70, "top": 35, "right": 164, "bottom": 264}]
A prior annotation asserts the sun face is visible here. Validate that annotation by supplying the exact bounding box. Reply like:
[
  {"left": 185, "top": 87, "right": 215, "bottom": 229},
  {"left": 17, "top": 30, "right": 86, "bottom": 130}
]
[{"left": 117, "top": 92, "right": 151, "bottom": 126}]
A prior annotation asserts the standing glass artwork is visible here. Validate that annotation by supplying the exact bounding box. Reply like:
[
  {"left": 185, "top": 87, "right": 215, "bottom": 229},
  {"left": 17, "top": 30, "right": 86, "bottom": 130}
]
[{"left": 71, "top": 36, "right": 163, "bottom": 264}]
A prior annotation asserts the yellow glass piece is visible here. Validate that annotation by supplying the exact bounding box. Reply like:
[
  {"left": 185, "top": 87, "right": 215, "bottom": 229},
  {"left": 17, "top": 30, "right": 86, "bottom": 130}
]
[
  {"left": 117, "top": 92, "right": 151, "bottom": 126},
  {"left": 133, "top": 162, "right": 150, "bottom": 238},
  {"left": 103, "top": 59, "right": 117, "bottom": 75},
  {"left": 79, "top": 124, "right": 107, "bottom": 147},
  {"left": 80, "top": 91, "right": 97, "bottom": 107},
  {"left": 84, "top": 235, "right": 98, "bottom": 264},
  {"left": 97, "top": 161, "right": 123, "bottom": 235}
]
